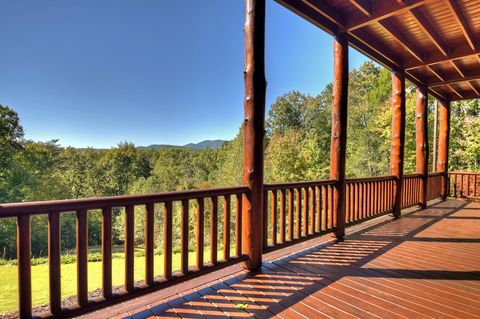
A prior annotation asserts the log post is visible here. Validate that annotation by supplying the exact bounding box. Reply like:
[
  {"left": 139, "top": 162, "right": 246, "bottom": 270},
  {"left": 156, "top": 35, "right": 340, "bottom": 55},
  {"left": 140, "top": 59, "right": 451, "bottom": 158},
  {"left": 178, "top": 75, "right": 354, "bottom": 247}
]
[
  {"left": 330, "top": 32, "right": 348, "bottom": 239},
  {"left": 242, "top": 0, "right": 266, "bottom": 270},
  {"left": 415, "top": 86, "right": 429, "bottom": 208},
  {"left": 437, "top": 100, "right": 451, "bottom": 200},
  {"left": 390, "top": 70, "right": 406, "bottom": 218}
]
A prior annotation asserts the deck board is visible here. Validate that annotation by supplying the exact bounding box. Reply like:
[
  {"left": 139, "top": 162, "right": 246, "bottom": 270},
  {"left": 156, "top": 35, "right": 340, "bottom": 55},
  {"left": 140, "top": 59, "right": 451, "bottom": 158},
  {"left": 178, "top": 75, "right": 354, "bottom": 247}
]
[{"left": 82, "top": 200, "right": 480, "bottom": 319}]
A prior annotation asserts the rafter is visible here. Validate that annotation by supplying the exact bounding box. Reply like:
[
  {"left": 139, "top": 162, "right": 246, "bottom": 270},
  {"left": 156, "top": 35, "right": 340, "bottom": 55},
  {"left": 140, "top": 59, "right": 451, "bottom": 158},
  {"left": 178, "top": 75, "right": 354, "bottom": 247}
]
[
  {"left": 408, "top": 8, "right": 449, "bottom": 57},
  {"left": 467, "top": 81, "right": 480, "bottom": 96},
  {"left": 302, "top": 0, "right": 344, "bottom": 28},
  {"left": 379, "top": 19, "right": 424, "bottom": 62},
  {"left": 349, "top": 0, "right": 371, "bottom": 16},
  {"left": 445, "top": 0, "right": 475, "bottom": 50},
  {"left": 346, "top": 0, "right": 435, "bottom": 31},
  {"left": 450, "top": 60, "right": 465, "bottom": 78},
  {"left": 447, "top": 84, "right": 463, "bottom": 99},
  {"left": 427, "top": 65, "right": 445, "bottom": 82}
]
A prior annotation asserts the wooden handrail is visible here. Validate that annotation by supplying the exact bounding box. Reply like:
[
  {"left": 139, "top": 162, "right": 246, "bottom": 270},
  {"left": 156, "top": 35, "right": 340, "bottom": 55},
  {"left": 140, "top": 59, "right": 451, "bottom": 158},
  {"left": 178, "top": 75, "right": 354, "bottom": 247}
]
[{"left": 0, "top": 186, "right": 248, "bottom": 217}]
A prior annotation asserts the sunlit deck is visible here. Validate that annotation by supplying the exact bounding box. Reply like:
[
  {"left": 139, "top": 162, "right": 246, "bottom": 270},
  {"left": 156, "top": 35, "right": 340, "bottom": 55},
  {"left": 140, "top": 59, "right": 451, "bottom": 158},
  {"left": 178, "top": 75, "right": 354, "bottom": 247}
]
[{"left": 83, "top": 199, "right": 480, "bottom": 319}]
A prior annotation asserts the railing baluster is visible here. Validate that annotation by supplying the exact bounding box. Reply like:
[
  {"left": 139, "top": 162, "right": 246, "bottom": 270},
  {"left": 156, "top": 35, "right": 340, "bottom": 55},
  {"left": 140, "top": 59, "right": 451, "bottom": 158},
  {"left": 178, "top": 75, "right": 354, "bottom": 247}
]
[
  {"left": 211, "top": 196, "right": 218, "bottom": 265},
  {"left": 280, "top": 189, "right": 286, "bottom": 243},
  {"left": 322, "top": 186, "right": 327, "bottom": 230},
  {"left": 288, "top": 189, "right": 294, "bottom": 240},
  {"left": 164, "top": 201, "right": 173, "bottom": 279},
  {"left": 328, "top": 185, "right": 333, "bottom": 229},
  {"left": 235, "top": 193, "right": 242, "bottom": 257},
  {"left": 196, "top": 198, "right": 204, "bottom": 270},
  {"left": 181, "top": 199, "right": 189, "bottom": 274},
  {"left": 271, "top": 190, "right": 277, "bottom": 245},
  {"left": 102, "top": 207, "right": 112, "bottom": 298},
  {"left": 48, "top": 212, "right": 61, "bottom": 315},
  {"left": 77, "top": 209, "right": 88, "bottom": 306},
  {"left": 17, "top": 215, "right": 32, "bottom": 318},
  {"left": 125, "top": 205, "right": 134, "bottom": 292},
  {"left": 263, "top": 190, "right": 268, "bottom": 248},
  {"left": 145, "top": 203, "right": 154, "bottom": 286},
  {"left": 316, "top": 186, "right": 322, "bottom": 231},
  {"left": 310, "top": 187, "right": 315, "bottom": 235},
  {"left": 302, "top": 188, "right": 308, "bottom": 236},
  {"left": 296, "top": 188, "right": 301, "bottom": 238},
  {"left": 223, "top": 195, "right": 231, "bottom": 261}
]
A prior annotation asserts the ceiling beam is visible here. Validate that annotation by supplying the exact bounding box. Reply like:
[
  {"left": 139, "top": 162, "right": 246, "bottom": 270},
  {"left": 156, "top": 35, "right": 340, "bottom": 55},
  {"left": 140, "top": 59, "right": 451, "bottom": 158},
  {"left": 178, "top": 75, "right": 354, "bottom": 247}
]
[
  {"left": 429, "top": 71, "right": 480, "bottom": 87},
  {"left": 404, "top": 47, "right": 480, "bottom": 70},
  {"left": 445, "top": 0, "right": 476, "bottom": 50},
  {"left": 378, "top": 19, "right": 424, "bottom": 62},
  {"left": 345, "top": 0, "right": 435, "bottom": 31}
]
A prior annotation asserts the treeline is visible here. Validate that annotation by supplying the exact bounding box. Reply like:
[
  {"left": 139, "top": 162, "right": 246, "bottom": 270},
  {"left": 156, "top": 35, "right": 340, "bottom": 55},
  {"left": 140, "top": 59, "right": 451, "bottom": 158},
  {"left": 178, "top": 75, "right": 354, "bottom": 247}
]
[{"left": 1, "top": 61, "right": 479, "bottom": 260}]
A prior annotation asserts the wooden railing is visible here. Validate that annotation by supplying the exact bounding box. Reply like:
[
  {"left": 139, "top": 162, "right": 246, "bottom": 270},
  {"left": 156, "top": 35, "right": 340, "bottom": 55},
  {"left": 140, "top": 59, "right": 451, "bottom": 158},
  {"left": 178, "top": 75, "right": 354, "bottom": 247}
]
[
  {"left": 401, "top": 173, "right": 423, "bottom": 208},
  {"left": 449, "top": 171, "right": 480, "bottom": 200},
  {"left": 345, "top": 176, "right": 396, "bottom": 224},
  {"left": 0, "top": 170, "right": 453, "bottom": 318},
  {"left": 427, "top": 172, "right": 444, "bottom": 200},
  {"left": 263, "top": 179, "right": 337, "bottom": 251},
  {"left": 0, "top": 186, "right": 248, "bottom": 318}
]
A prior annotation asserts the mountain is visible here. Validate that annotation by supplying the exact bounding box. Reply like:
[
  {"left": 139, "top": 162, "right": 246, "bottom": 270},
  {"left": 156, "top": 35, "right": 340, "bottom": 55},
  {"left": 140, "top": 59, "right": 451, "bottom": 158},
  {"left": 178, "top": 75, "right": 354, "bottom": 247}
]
[{"left": 138, "top": 139, "right": 227, "bottom": 150}]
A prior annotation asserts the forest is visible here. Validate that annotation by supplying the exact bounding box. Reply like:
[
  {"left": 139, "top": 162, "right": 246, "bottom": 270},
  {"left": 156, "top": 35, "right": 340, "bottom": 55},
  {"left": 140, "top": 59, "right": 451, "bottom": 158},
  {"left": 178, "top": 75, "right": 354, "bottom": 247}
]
[{"left": 1, "top": 61, "right": 479, "bottom": 262}]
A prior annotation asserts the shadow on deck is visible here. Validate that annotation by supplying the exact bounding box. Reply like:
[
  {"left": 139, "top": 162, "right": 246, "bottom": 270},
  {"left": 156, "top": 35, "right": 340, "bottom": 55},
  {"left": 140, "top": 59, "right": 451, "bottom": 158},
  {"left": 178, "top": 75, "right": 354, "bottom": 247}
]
[{"left": 86, "top": 200, "right": 480, "bottom": 319}]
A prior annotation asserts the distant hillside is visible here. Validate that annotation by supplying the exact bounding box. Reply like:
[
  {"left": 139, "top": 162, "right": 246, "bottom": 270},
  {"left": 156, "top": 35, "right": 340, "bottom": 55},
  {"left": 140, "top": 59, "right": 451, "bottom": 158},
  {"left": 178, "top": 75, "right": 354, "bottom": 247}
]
[{"left": 138, "top": 139, "right": 227, "bottom": 150}]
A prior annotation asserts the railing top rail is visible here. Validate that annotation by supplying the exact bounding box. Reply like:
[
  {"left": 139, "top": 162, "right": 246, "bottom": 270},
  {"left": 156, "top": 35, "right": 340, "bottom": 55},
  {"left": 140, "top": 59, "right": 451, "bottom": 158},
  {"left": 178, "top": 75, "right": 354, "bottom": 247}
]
[
  {"left": 0, "top": 186, "right": 249, "bottom": 217},
  {"left": 449, "top": 171, "right": 480, "bottom": 175},
  {"left": 264, "top": 179, "right": 337, "bottom": 190},
  {"left": 428, "top": 172, "right": 444, "bottom": 177},
  {"left": 345, "top": 175, "right": 395, "bottom": 184},
  {"left": 403, "top": 173, "right": 423, "bottom": 178}
]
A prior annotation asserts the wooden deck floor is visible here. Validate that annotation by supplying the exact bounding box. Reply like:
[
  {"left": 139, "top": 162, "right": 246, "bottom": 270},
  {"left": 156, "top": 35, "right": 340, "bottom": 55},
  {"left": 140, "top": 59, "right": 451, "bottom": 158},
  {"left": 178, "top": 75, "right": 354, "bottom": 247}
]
[{"left": 84, "top": 200, "right": 480, "bottom": 319}]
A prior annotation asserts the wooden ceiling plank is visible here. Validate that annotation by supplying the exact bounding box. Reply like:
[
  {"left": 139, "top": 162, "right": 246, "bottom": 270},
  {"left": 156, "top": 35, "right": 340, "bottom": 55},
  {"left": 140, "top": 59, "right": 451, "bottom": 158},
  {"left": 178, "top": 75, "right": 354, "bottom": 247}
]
[
  {"left": 349, "top": 0, "right": 372, "bottom": 16},
  {"left": 408, "top": 8, "right": 449, "bottom": 57},
  {"left": 445, "top": 0, "right": 475, "bottom": 50},
  {"left": 378, "top": 19, "right": 424, "bottom": 62},
  {"left": 346, "top": 0, "right": 435, "bottom": 31}
]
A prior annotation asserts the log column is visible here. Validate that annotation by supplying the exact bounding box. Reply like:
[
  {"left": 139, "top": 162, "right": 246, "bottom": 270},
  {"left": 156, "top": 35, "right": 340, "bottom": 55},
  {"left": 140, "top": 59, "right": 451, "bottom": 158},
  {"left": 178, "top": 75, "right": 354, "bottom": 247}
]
[
  {"left": 437, "top": 100, "right": 451, "bottom": 200},
  {"left": 242, "top": 0, "right": 266, "bottom": 270},
  {"left": 415, "top": 86, "right": 429, "bottom": 208},
  {"left": 390, "top": 70, "right": 406, "bottom": 218},
  {"left": 330, "top": 32, "right": 348, "bottom": 238}
]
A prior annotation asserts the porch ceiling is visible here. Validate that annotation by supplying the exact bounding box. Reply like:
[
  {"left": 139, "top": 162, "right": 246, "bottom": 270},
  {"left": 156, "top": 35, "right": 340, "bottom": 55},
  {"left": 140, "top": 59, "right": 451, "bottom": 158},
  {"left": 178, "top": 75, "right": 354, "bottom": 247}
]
[{"left": 276, "top": 0, "right": 480, "bottom": 102}]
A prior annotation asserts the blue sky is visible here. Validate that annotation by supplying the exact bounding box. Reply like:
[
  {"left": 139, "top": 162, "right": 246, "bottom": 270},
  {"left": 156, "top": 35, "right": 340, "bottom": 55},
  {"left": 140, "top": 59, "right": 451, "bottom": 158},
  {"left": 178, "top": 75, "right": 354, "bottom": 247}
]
[{"left": 0, "top": 0, "right": 368, "bottom": 148}]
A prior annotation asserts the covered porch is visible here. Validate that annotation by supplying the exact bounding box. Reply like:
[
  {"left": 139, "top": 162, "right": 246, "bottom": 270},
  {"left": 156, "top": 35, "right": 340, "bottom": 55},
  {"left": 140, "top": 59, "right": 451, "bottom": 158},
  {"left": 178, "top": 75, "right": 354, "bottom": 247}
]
[
  {"left": 1, "top": 0, "right": 480, "bottom": 318},
  {"left": 83, "top": 199, "right": 480, "bottom": 318}
]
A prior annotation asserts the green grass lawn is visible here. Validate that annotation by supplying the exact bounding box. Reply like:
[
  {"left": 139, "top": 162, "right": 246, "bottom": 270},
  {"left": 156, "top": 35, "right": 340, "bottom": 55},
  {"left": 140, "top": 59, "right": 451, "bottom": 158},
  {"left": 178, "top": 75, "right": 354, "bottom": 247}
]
[{"left": 0, "top": 248, "right": 230, "bottom": 314}]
